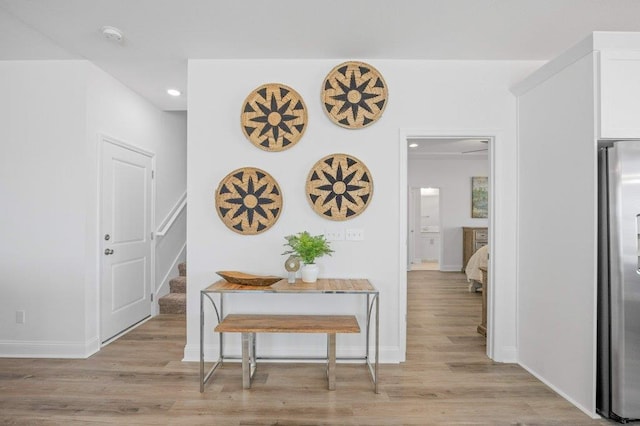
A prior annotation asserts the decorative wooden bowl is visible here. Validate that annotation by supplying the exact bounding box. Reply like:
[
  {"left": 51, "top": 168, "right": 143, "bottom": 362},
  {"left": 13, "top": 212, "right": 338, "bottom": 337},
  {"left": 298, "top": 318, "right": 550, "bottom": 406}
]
[{"left": 216, "top": 271, "right": 282, "bottom": 286}]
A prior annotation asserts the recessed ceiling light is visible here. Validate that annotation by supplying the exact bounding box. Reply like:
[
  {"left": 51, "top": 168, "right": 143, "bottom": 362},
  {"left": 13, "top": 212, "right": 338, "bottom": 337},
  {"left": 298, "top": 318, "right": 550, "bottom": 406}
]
[
  {"left": 409, "top": 143, "right": 418, "bottom": 148},
  {"left": 101, "top": 26, "right": 123, "bottom": 43},
  {"left": 167, "top": 89, "right": 181, "bottom": 97}
]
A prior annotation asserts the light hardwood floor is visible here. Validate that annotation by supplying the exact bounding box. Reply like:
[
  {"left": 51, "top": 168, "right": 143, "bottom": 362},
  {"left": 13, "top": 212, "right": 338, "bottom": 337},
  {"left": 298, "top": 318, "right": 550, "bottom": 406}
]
[{"left": 0, "top": 271, "right": 609, "bottom": 425}]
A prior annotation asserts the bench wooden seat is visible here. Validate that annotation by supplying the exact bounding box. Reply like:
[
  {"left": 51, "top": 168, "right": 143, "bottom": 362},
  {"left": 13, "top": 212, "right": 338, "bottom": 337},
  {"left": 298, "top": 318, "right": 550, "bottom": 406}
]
[
  {"left": 215, "top": 314, "right": 360, "bottom": 333},
  {"left": 215, "top": 314, "right": 360, "bottom": 390}
]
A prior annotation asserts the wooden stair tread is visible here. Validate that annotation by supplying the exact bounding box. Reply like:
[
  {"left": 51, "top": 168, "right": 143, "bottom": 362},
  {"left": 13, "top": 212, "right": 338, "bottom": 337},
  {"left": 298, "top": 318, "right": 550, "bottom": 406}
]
[{"left": 215, "top": 314, "right": 360, "bottom": 334}]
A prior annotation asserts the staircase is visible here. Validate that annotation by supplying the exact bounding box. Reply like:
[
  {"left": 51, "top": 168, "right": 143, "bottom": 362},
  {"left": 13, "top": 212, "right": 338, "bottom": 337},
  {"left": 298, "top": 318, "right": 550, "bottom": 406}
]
[{"left": 159, "top": 262, "right": 186, "bottom": 314}]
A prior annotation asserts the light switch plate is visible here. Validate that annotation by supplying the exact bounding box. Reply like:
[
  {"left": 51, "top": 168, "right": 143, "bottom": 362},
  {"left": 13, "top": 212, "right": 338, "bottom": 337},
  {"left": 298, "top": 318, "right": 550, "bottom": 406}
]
[
  {"left": 324, "top": 229, "right": 345, "bottom": 241},
  {"left": 345, "top": 228, "right": 364, "bottom": 241}
]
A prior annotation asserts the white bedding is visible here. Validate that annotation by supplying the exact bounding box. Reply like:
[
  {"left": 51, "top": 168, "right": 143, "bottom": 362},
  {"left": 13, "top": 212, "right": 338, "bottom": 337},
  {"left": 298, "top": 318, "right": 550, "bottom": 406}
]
[{"left": 465, "top": 244, "right": 488, "bottom": 283}]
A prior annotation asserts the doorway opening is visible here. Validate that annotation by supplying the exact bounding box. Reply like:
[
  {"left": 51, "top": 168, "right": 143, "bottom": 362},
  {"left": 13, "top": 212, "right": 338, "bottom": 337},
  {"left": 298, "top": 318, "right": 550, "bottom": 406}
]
[
  {"left": 398, "top": 132, "right": 496, "bottom": 361},
  {"left": 409, "top": 187, "right": 441, "bottom": 271}
]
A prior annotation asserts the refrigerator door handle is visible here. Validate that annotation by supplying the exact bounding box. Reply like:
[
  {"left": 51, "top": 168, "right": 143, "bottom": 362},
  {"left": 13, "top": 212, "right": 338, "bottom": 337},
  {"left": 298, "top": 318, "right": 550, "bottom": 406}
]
[{"left": 636, "top": 214, "right": 640, "bottom": 274}]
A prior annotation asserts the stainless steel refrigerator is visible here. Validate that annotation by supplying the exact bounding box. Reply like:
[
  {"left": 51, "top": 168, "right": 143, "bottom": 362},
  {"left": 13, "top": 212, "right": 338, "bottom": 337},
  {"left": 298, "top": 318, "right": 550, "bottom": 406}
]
[{"left": 597, "top": 140, "right": 640, "bottom": 422}]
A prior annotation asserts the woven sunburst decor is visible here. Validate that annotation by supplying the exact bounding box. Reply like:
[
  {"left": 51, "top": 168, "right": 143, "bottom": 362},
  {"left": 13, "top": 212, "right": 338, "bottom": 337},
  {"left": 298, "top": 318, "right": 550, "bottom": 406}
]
[
  {"left": 240, "top": 83, "right": 307, "bottom": 152},
  {"left": 215, "top": 167, "right": 283, "bottom": 235},
  {"left": 306, "top": 154, "right": 373, "bottom": 220},
  {"left": 321, "top": 61, "right": 388, "bottom": 129}
]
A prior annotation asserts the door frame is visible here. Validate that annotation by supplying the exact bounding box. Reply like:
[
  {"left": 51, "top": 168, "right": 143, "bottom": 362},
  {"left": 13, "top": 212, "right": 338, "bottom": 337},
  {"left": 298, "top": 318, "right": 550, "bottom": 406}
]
[
  {"left": 399, "top": 129, "right": 498, "bottom": 361},
  {"left": 97, "top": 134, "right": 156, "bottom": 344}
]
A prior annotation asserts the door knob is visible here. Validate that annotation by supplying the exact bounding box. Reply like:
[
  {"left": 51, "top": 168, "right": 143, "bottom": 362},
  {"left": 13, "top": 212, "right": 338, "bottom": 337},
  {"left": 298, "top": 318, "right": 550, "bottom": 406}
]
[{"left": 104, "top": 249, "right": 114, "bottom": 255}]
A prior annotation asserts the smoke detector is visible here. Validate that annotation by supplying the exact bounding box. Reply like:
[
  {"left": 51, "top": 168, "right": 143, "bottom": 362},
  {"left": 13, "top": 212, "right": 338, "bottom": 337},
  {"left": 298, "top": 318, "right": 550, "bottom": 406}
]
[{"left": 101, "top": 26, "right": 123, "bottom": 43}]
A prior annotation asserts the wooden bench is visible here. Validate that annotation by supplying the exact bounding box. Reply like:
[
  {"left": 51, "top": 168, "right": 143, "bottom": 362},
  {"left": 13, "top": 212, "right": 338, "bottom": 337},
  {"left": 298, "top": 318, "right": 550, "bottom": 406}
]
[{"left": 215, "top": 314, "right": 360, "bottom": 390}]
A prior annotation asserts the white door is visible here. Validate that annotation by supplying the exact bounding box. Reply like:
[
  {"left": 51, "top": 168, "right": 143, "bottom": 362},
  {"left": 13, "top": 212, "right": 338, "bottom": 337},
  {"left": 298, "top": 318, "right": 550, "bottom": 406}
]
[{"left": 100, "top": 139, "right": 153, "bottom": 342}]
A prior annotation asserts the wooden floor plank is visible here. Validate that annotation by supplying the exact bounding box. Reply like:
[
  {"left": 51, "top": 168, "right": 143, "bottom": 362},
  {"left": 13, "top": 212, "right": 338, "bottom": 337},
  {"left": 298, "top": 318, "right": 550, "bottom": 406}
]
[{"left": 0, "top": 271, "right": 609, "bottom": 424}]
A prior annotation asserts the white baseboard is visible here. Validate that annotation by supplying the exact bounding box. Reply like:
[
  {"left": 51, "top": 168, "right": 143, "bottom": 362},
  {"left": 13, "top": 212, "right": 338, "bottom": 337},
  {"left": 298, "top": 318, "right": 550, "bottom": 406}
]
[
  {"left": 493, "top": 345, "right": 517, "bottom": 363},
  {"left": 182, "top": 343, "right": 402, "bottom": 364},
  {"left": 440, "top": 264, "right": 463, "bottom": 272},
  {"left": 519, "top": 360, "right": 599, "bottom": 419},
  {"left": 0, "top": 336, "right": 100, "bottom": 359}
]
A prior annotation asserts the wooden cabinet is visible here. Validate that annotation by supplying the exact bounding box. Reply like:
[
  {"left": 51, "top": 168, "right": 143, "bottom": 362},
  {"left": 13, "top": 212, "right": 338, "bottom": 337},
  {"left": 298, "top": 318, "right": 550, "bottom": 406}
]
[{"left": 462, "top": 227, "right": 487, "bottom": 270}]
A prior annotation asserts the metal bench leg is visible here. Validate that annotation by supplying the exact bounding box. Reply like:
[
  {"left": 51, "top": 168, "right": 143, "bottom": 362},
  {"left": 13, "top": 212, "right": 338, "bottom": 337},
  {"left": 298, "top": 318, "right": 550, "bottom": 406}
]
[
  {"left": 250, "top": 332, "right": 256, "bottom": 378},
  {"left": 327, "top": 333, "right": 336, "bottom": 390},
  {"left": 242, "top": 332, "right": 252, "bottom": 389}
]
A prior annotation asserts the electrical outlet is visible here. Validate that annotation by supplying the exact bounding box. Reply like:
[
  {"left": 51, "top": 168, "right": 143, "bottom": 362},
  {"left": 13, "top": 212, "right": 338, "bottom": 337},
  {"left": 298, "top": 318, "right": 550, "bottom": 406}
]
[
  {"left": 16, "top": 311, "right": 25, "bottom": 324},
  {"left": 324, "top": 229, "right": 345, "bottom": 241},
  {"left": 345, "top": 228, "right": 364, "bottom": 241}
]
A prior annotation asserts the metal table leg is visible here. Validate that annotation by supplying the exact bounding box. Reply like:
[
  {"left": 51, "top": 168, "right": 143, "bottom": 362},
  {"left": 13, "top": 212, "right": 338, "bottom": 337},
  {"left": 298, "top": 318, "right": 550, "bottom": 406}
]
[
  {"left": 364, "top": 292, "right": 380, "bottom": 393},
  {"left": 199, "top": 291, "right": 204, "bottom": 392},
  {"left": 200, "top": 291, "right": 223, "bottom": 392},
  {"left": 375, "top": 292, "right": 379, "bottom": 394}
]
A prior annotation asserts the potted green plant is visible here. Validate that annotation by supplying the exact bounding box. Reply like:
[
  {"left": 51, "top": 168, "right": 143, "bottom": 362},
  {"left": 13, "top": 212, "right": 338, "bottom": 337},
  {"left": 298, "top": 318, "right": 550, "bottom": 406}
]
[{"left": 282, "top": 231, "right": 334, "bottom": 283}]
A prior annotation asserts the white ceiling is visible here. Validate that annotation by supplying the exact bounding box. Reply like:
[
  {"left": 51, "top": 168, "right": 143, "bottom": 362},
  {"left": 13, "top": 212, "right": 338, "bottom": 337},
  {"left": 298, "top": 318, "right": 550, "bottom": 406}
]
[
  {"left": 407, "top": 138, "right": 488, "bottom": 157},
  {"left": 2, "top": 0, "right": 640, "bottom": 111}
]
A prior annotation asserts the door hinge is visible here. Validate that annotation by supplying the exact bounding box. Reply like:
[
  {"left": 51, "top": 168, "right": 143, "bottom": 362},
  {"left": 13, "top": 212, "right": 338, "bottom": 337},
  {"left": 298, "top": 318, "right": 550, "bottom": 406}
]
[
  {"left": 151, "top": 293, "right": 154, "bottom": 302},
  {"left": 151, "top": 231, "right": 154, "bottom": 240},
  {"left": 151, "top": 170, "right": 155, "bottom": 179}
]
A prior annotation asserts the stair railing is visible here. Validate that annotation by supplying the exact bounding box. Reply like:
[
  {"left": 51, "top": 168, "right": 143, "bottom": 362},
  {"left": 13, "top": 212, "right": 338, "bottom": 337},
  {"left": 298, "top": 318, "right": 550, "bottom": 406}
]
[{"left": 156, "top": 192, "right": 186, "bottom": 239}]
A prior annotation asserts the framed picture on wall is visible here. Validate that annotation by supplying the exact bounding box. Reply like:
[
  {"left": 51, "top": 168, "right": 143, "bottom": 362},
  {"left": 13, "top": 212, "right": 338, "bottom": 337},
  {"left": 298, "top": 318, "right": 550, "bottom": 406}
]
[{"left": 471, "top": 177, "right": 488, "bottom": 218}]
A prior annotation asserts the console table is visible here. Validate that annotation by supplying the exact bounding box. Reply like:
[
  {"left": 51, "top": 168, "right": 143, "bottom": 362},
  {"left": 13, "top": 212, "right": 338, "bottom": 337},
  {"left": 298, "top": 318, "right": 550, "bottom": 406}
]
[{"left": 200, "top": 278, "right": 379, "bottom": 393}]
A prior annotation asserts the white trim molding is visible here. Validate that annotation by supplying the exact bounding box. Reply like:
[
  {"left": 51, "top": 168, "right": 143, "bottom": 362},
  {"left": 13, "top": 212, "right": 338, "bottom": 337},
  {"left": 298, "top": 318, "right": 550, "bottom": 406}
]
[
  {"left": 0, "top": 337, "right": 100, "bottom": 359},
  {"left": 519, "top": 361, "right": 599, "bottom": 419}
]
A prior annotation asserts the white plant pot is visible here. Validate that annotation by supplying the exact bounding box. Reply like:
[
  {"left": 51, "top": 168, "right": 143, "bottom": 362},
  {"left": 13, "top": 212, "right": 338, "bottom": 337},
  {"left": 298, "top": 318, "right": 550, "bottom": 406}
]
[{"left": 301, "top": 263, "right": 319, "bottom": 283}]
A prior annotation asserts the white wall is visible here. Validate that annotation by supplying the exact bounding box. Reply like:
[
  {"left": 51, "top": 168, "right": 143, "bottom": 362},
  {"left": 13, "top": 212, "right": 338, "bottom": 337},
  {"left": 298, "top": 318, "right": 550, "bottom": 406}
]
[
  {"left": 409, "top": 156, "right": 488, "bottom": 270},
  {"left": 516, "top": 53, "right": 598, "bottom": 416},
  {"left": 0, "top": 60, "right": 187, "bottom": 357},
  {"left": 187, "top": 59, "right": 541, "bottom": 363},
  {"left": 0, "top": 61, "right": 89, "bottom": 355}
]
